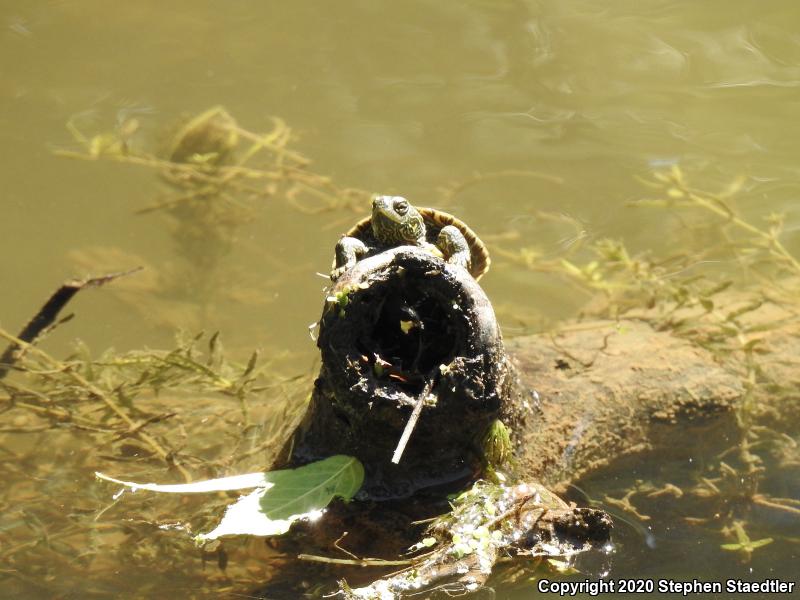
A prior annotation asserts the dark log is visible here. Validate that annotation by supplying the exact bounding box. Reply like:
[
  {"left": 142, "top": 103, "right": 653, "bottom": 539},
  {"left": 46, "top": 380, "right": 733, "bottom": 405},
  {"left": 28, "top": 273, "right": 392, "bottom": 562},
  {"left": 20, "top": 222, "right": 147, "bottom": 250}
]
[
  {"left": 265, "top": 247, "right": 761, "bottom": 598},
  {"left": 278, "top": 245, "right": 746, "bottom": 502},
  {"left": 276, "top": 247, "right": 526, "bottom": 499},
  {"left": 509, "top": 320, "right": 744, "bottom": 491}
]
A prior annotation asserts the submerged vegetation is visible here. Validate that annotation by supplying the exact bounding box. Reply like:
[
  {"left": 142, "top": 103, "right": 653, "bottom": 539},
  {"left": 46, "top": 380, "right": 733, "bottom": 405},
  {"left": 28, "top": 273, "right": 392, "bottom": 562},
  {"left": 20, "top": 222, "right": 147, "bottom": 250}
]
[
  {"left": 0, "top": 107, "right": 798, "bottom": 596},
  {"left": 498, "top": 166, "right": 800, "bottom": 567},
  {"left": 0, "top": 326, "right": 310, "bottom": 596},
  {"left": 60, "top": 106, "right": 371, "bottom": 331}
]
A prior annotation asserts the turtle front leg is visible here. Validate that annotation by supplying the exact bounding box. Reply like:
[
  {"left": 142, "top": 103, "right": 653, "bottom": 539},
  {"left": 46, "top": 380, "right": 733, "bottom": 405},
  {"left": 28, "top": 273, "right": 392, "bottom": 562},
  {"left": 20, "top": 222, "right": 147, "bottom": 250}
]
[
  {"left": 331, "top": 236, "right": 369, "bottom": 280},
  {"left": 436, "top": 225, "right": 472, "bottom": 272}
]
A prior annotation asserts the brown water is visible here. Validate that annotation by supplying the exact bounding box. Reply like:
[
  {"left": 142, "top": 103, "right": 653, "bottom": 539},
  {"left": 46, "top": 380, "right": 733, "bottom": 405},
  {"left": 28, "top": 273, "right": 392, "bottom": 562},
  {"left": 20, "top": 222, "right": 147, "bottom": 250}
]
[{"left": 1, "top": 1, "right": 799, "bottom": 598}]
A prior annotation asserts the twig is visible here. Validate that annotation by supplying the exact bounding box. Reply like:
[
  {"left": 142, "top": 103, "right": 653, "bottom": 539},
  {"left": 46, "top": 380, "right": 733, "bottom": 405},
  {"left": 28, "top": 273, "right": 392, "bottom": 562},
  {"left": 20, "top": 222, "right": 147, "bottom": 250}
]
[
  {"left": 333, "top": 531, "right": 359, "bottom": 560},
  {"left": 229, "top": 122, "right": 310, "bottom": 166},
  {"left": 391, "top": 376, "right": 435, "bottom": 465},
  {"left": 113, "top": 412, "right": 178, "bottom": 441},
  {"left": 55, "top": 149, "right": 284, "bottom": 181},
  {"left": 297, "top": 554, "right": 412, "bottom": 567},
  {"left": 484, "top": 493, "right": 540, "bottom": 530},
  {"left": 753, "top": 495, "right": 800, "bottom": 517},
  {"left": 0, "top": 268, "right": 142, "bottom": 379}
]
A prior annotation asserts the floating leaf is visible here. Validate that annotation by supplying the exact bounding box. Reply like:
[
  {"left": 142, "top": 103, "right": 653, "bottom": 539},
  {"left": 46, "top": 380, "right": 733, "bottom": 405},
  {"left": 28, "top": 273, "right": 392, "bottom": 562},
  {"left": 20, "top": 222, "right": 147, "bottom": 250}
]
[
  {"left": 197, "top": 488, "right": 294, "bottom": 540},
  {"left": 95, "top": 470, "right": 269, "bottom": 493},
  {"left": 97, "top": 455, "right": 365, "bottom": 541},
  {"left": 198, "top": 456, "right": 364, "bottom": 541},
  {"left": 259, "top": 455, "right": 364, "bottom": 520}
]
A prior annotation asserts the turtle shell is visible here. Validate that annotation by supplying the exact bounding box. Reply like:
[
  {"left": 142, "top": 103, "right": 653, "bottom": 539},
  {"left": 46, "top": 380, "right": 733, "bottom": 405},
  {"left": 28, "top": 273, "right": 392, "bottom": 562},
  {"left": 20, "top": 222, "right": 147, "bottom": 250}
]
[{"left": 344, "top": 207, "right": 491, "bottom": 280}]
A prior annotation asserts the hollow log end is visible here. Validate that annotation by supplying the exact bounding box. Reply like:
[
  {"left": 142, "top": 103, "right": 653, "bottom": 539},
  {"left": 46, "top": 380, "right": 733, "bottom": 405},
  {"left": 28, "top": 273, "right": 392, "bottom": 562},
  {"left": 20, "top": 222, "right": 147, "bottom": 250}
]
[{"left": 280, "top": 247, "right": 526, "bottom": 499}]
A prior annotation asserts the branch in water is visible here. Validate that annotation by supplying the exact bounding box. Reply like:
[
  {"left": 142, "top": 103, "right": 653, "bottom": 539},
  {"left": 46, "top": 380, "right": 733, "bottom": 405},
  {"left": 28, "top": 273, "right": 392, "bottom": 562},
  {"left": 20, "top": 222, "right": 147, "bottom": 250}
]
[{"left": 0, "top": 267, "right": 142, "bottom": 378}]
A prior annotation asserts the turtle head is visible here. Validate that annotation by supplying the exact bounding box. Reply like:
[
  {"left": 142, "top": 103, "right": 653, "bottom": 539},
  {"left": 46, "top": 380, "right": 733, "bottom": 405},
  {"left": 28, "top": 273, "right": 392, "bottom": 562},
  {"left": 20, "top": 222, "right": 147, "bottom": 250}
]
[{"left": 371, "top": 195, "right": 426, "bottom": 245}]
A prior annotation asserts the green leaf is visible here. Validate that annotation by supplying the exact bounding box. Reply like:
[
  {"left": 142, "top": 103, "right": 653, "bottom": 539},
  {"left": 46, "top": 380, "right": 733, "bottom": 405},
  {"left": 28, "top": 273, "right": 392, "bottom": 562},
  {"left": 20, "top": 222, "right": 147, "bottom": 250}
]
[
  {"left": 97, "top": 455, "right": 365, "bottom": 542},
  {"left": 260, "top": 455, "right": 364, "bottom": 520},
  {"left": 240, "top": 350, "right": 258, "bottom": 379},
  {"left": 196, "top": 456, "right": 364, "bottom": 541}
]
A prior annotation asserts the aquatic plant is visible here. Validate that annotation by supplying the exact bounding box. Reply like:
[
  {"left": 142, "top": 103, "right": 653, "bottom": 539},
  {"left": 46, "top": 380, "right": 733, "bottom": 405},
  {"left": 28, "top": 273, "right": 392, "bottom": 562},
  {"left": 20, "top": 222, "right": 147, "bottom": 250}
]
[
  {"left": 59, "top": 107, "right": 371, "bottom": 330},
  {"left": 493, "top": 166, "right": 800, "bottom": 567}
]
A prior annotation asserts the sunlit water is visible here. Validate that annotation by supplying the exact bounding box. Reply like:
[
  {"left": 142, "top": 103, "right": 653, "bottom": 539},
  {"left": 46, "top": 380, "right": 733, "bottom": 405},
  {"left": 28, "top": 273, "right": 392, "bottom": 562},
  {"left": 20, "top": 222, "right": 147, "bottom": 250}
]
[{"left": 1, "top": 1, "right": 799, "bottom": 598}]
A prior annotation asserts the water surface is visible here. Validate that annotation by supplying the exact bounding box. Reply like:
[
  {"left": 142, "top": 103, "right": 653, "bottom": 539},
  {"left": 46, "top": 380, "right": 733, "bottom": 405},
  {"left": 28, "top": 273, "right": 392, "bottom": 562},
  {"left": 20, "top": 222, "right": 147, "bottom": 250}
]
[{"left": 1, "top": 1, "right": 799, "bottom": 597}]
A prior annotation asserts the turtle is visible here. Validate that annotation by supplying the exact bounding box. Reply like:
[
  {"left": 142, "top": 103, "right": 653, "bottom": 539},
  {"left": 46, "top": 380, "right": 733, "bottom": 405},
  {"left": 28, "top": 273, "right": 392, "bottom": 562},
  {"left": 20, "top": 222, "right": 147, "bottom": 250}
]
[{"left": 330, "top": 195, "right": 490, "bottom": 281}]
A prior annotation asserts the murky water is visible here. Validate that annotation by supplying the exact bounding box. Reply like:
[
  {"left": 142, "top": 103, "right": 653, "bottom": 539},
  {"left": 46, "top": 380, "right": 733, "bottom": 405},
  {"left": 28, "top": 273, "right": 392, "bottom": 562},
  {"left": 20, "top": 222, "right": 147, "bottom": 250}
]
[{"left": 1, "top": 1, "right": 799, "bottom": 598}]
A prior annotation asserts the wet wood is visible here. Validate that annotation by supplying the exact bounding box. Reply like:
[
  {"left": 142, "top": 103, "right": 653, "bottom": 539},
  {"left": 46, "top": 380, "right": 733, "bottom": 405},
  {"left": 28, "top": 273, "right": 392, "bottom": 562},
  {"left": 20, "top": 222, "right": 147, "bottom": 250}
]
[
  {"left": 276, "top": 247, "right": 524, "bottom": 500},
  {"left": 509, "top": 320, "right": 744, "bottom": 490},
  {"left": 0, "top": 268, "right": 142, "bottom": 379},
  {"left": 279, "top": 246, "right": 753, "bottom": 499}
]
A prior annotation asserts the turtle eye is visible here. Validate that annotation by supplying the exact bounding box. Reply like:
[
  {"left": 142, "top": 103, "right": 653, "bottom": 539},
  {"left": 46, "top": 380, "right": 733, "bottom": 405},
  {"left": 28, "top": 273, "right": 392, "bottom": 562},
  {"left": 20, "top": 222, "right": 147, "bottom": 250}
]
[{"left": 394, "top": 199, "right": 409, "bottom": 215}]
